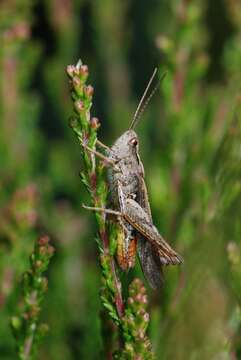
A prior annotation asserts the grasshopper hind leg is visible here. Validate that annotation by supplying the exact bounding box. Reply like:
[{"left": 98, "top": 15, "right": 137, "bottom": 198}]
[{"left": 123, "top": 198, "right": 183, "bottom": 265}]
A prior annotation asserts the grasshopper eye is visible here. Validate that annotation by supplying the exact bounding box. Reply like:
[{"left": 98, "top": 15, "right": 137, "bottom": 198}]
[{"left": 130, "top": 138, "right": 138, "bottom": 146}]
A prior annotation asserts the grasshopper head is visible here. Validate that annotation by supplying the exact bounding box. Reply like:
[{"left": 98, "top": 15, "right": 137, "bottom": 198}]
[{"left": 110, "top": 130, "right": 139, "bottom": 161}]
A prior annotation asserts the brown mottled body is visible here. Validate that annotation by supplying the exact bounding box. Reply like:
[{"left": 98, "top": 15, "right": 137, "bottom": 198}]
[{"left": 105, "top": 130, "right": 183, "bottom": 289}]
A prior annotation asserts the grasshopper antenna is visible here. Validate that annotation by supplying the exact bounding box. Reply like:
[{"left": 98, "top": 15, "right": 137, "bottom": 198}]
[{"left": 129, "top": 68, "right": 167, "bottom": 130}]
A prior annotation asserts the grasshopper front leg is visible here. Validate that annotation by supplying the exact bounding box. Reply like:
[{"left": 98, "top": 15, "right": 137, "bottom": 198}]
[
  {"left": 80, "top": 143, "right": 118, "bottom": 169},
  {"left": 82, "top": 204, "right": 122, "bottom": 217},
  {"left": 96, "top": 139, "right": 112, "bottom": 152}
]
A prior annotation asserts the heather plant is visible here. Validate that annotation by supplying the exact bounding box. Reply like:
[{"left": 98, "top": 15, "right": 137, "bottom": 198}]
[
  {"left": 0, "top": 0, "right": 241, "bottom": 359},
  {"left": 66, "top": 60, "right": 155, "bottom": 358},
  {"left": 11, "top": 235, "right": 55, "bottom": 360}
]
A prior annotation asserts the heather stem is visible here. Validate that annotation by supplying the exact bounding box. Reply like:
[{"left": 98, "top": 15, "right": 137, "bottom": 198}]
[{"left": 66, "top": 60, "right": 124, "bottom": 320}]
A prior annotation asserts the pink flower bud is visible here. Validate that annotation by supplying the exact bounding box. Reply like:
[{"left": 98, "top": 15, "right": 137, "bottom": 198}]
[
  {"left": 143, "top": 312, "right": 149, "bottom": 322},
  {"left": 38, "top": 235, "right": 50, "bottom": 246},
  {"left": 74, "top": 100, "right": 84, "bottom": 113},
  {"left": 80, "top": 64, "right": 89, "bottom": 76},
  {"left": 90, "top": 117, "right": 100, "bottom": 130},
  {"left": 140, "top": 285, "right": 146, "bottom": 294},
  {"left": 128, "top": 297, "right": 134, "bottom": 305},
  {"left": 135, "top": 294, "right": 142, "bottom": 302},
  {"left": 47, "top": 245, "right": 55, "bottom": 256},
  {"left": 66, "top": 65, "right": 76, "bottom": 78},
  {"left": 85, "top": 85, "right": 94, "bottom": 97},
  {"left": 72, "top": 76, "right": 81, "bottom": 89},
  {"left": 142, "top": 295, "right": 148, "bottom": 304}
]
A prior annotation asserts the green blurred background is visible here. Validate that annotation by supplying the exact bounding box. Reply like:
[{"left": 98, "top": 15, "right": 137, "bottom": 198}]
[{"left": 0, "top": 0, "right": 241, "bottom": 359}]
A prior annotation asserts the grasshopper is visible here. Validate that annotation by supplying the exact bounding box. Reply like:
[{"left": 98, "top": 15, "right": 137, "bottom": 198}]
[{"left": 83, "top": 69, "right": 183, "bottom": 289}]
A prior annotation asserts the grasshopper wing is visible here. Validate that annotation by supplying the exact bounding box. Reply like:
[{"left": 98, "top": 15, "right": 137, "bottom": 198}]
[
  {"left": 137, "top": 237, "right": 164, "bottom": 289},
  {"left": 123, "top": 198, "right": 183, "bottom": 265},
  {"left": 135, "top": 177, "right": 164, "bottom": 288}
]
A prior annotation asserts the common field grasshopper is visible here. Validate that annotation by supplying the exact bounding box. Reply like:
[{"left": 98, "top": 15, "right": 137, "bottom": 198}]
[{"left": 83, "top": 69, "right": 183, "bottom": 289}]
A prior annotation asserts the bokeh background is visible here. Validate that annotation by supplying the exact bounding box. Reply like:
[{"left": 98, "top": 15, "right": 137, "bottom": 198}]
[{"left": 0, "top": 0, "right": 241, "bottom": 359}]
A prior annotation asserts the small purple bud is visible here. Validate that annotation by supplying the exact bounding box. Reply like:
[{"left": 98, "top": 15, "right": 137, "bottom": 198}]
[
  {"left": 72, "top": 76, "right": 81, "bottom": 89},
  {"left": 85, "top": 85, "right": 94, "bottom": 97},
  {"left": 80, "top": 64, "right": 89, "bottom": 76},
  {"left": 135, "top": 294, "right": 142, "bottom": 302},
  {"left": 143, "top": 312, "right": 149, "bottom": 322},
  {"left": 47, "top": 245, "right": 55, "bottom": 256},
  {"left": 140, "top": 285, "right": 146, "bottom": 295},
  {"left": 66, "top": 65, "right": 76, "bottom": 78},
  {"left": 142, "top": 295, "right": 148, "bottom": 304},
  {"left": 25, "top": 183, "right": 38, "bottom": 199},
  {"left": 137, "top": 309, "right": 145, "bottom": 318},
  {"left": 74, "top": 100, "right": 84, "bottom": 113},
  {"left": 38, "top": 235, "right": 50, "bottom": 246},
  {"left": 90, "top": 117, "right": 100, "bottom": 130},
  {"left": 128, "top": 297, "right": 134, "bottom": 305}
]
